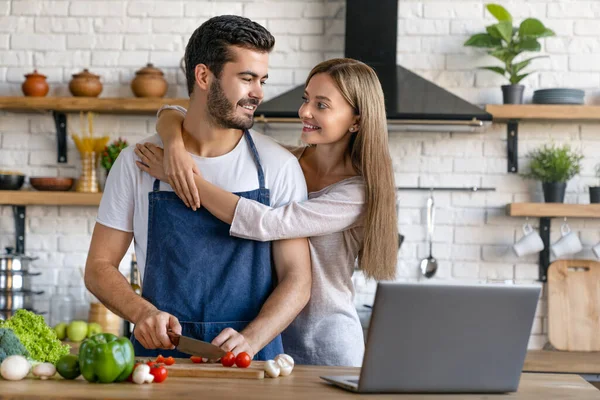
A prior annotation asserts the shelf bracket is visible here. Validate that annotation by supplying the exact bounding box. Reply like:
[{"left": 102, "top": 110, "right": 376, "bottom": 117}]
[
  {"left": 507, "top": 119, "right": 518, "bottom": 173},
  {"left": 538, "top": 217, "right": 551, "bottom": 282},
  {"left": 52, "top": 111, "right": 67, "bottom": 163},
  {"left": 12, "top": 206, "right": 25, "bottom": 254}
]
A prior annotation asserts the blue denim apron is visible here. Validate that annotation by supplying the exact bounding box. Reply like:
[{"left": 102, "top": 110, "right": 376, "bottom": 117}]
[{"left": 132, "top": 131, "right": 283, "bottom": 360}]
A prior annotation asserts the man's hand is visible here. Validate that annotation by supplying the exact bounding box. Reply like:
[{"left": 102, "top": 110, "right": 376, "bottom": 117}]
[
  {"left": 212, "top": 328, "right": 256, "bottom": 359},
  {"left": 134, "top": 308, "right": 182, "bottom": 350}
]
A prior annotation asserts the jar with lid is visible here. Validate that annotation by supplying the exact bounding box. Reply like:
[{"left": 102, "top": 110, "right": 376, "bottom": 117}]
[{"left": 49, "top": 284, "right": 75, "bottom": 328}]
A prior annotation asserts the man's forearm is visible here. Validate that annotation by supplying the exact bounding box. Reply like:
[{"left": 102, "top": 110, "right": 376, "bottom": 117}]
[
  {"left": 85, "top": 260, "right": 157, "bottom": 324},
  {"left": 241, "top": 268, "right": 311, "bottom": 353}
]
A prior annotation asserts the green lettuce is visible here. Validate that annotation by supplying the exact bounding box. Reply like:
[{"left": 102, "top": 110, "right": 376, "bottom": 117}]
[{"left": 0, "top": 309, "right": 69, "bottom": 364}]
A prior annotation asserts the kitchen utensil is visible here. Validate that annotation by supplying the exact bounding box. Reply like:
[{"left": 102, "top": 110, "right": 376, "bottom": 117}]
[
  {"left": 159, "top": 358, "right": 264, "bottom": 379},
  {"left": 22, "top": 70, "right": 49, "bottom": 97},
  {"left": 548, "top": 259, "right": 600, "bottom": 351},
  {"left": 167, "top": 331, "right": 227, "bottom": 359},
  {"left": 551, "top": 221, "right": 582, "bottom": 258},
  {"left": 0, "top": 173, "right": 25, "bottom": 190},
  {"left": 69, "top": 69, "right": 102, "bottom": 97},
  {"left": 0, "top": 290, "right": 43, "bottom": 309},
  {"left": 0, "top": 248, "right": 38, "bottom": 272},
  {"left": 513, "top": 222, "right": 544, "bottom": 257},
  {"left": 0, "top": 271, "right": 40, "bottom": 291},
  {"left": 419, "top": 191, "right": 437, "bottom": 278},
  {"left": 29, "top": 177, "right": 74, "bottom": 191},
  {"left": 88, "top": 302, "right": 122, "bottom": 336},
  {"left": 131, "top": 63, "right": 168, "bottom": 98}
]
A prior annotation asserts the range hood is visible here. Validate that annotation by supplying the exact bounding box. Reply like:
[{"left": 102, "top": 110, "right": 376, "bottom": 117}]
[{"left": 255, "top": 0, "right": 493, "bottom": 130}]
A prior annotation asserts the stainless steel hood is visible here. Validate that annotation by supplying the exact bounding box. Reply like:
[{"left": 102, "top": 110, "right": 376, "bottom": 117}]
[{"left": 255, "top": 0, "right": 493, "bottom": 129}]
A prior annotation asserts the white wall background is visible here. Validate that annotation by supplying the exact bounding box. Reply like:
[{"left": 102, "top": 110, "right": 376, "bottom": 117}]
[{"left": 1, "top": 0, "right": 599, "bottom": 349}]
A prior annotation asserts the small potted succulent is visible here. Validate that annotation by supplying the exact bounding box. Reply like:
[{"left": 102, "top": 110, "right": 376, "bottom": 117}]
[
  {"left": 589, "top": 164, "right": 600, "bottom": 204},
  {"left": 522, "top": 144, "right": 582, "bottom": 203},
  {"left": 464, "top": 3, "right": 555, "bottom": 104}
]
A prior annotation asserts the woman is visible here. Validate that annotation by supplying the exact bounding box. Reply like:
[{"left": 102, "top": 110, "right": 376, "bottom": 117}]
[{"left": 134, "top": 58, "right": 397, "bottom": 366}]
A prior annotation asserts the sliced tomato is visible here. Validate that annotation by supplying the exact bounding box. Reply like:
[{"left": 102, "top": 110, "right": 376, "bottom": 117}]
[
  {"left": 156, "top": 355, "right": 165, "bottom": 363},
  {"left": 150, "top": 365, "right": 168, "bottom": 383},
  {"left": 221, "top": 352, "right": 235, "bottom": 367},
  {"left": 235, "top": 352, "right": 251, "bottom": 368},
  {"left": 164, "top": 356, "right": 175, "bottom": 366},
  {"left": 190, "top": 356, "right": 203, "bottom": 364}
]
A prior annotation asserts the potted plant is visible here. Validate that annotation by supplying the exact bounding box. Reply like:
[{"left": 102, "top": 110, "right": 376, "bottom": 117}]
[
  {"left": 522, "top": 144, "right": 582, "bottom": 203},
  {"left": 590, "top": 164, "right": 600, "bottom": 204},
  {"left": 464, "top": 3, "right": 555, "bottom": 104},
  {"left": 100, "top": 138, "right": 128, "bottom": 186}
]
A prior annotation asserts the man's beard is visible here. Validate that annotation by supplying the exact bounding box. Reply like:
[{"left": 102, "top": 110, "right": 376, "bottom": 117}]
[{"left": 207, "top": 78, "right": 258, "bottom": 130}]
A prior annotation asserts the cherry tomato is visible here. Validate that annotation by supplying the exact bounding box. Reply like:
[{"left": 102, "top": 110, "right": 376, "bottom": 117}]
[
  {"left": 190, "top": 356, "right": 203, "bottom": 364},
  {"left": 221, "top": 352, "right": 236, "bottom": 367},
  {"left": 235, "top": 352, "right": 251, "bottom": 368},
  {"left": 156, "top": 355, "right": 165, "bottom": 363},
  {"left": 164, "top": 356, "right": 175, "bottom": 366},
  {"left": 127, "top": 363, "right": 143, "bottom": 382},
  {"left": 146, "top": 361, "right": 156, "bottom": 368},
  {"left": 150, "top": 365, "right": 168, "bottom": 383}
]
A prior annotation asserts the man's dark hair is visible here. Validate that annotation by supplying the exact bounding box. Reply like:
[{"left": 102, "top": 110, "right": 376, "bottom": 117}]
[{"left": 184, "top": 15, "right": 275, "bottom": 95}]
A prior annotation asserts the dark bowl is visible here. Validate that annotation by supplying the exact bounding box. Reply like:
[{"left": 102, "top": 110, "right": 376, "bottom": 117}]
[
  {"left": 0, "top": 174, "right": 25, "bottom": 190},
  {"left": 29, "top": 177, "right": 74, "bottom": 191}
]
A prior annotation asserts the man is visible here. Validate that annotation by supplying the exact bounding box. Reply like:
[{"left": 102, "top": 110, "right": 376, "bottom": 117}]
[{"left": 85, "top": 15, "right": 311, "bottom": 360}]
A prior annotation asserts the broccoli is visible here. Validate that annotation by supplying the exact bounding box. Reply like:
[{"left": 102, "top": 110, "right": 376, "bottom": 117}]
[{"left": 0, "top": 327, "right": 29, "bottom": 363}]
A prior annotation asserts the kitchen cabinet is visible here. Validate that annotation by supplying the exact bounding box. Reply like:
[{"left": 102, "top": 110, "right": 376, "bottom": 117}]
[{"left": 0, "top": 363, "right": 597, "bottom": 399}]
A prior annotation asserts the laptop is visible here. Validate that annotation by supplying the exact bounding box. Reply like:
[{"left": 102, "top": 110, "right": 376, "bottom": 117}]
[{"left": 321, "top": 281, "right": 541, "bottom": 393}]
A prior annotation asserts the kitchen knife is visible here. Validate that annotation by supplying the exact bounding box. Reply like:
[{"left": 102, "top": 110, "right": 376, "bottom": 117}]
[{"left": 167, "top": 331, "right": 226, "bottom": 359}]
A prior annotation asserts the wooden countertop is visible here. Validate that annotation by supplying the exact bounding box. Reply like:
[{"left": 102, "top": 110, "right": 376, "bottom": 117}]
[
  {"left": 0, "top": 365, "right": 597, "bottom": 400},
  {"left": 524, "top": 350, "right": 600, "bottom": 374}
]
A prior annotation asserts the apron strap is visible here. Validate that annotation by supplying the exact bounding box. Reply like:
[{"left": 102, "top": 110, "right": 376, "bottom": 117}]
[
  {"left": 243, "top": 130, "right": 266, "bottom": 190},
  {"left": 153, "top": 179, "right": 161, "bottom": 192}
]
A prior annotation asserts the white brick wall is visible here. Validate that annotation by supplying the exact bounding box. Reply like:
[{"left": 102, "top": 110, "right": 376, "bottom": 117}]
[{"left": 1, "top": 0, "right": 598, "bottom": 349}]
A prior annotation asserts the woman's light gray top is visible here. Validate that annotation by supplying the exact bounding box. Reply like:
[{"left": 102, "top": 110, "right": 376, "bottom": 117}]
[{"left": 230, "top": 147, "right": 366, "bottom": 367}]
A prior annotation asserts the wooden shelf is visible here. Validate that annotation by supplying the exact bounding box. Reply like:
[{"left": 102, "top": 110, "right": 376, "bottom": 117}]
[
  {"left": 0, "top": 191, "right": 102, "bottom": 206},
  {"left": 507, "top": 203, "right": 600, "bottom": 218},
  {"left": 485, "top": 104, "right": 600, "bottom": 122},
  {"left": 0, "top": 96, "right": 189, "bottom": 114}
]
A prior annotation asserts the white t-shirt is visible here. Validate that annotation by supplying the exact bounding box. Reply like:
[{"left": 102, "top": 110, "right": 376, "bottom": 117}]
[{"left": 96, "top": 130, "right": 308, "bottom": 282}]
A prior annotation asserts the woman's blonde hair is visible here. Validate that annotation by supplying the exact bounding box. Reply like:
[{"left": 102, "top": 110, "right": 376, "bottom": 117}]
[{"left": 306, "top": 58, "right": 397, "bottom": 280}]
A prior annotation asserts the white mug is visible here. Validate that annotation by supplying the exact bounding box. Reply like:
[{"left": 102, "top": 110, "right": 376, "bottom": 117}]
[
  {"left": 513, "top": 223, "right": 544, "bottom": 257},
  {"left": 551, "top": 223, "right": 583, "bottom": 258}
]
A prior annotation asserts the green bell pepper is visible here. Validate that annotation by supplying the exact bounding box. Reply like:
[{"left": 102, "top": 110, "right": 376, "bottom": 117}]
[{"left": 78, "top": 333, "right": 135, "bottom": 383}]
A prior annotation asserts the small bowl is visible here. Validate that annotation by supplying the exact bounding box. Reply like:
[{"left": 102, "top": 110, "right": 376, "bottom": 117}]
[
  {"left": 0, "top": 173, "right": 25, "bottom": 190},
  {"left": 29, "top": 177, "right": 74, "bottom": 191}
]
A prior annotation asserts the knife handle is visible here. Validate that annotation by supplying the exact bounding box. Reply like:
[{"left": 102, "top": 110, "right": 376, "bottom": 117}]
[{"left": 167, "top": 330, "right": 180, "bottom": 346}]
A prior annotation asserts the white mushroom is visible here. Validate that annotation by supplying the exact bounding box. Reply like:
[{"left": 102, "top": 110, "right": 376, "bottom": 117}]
[
  {"left": 132, "top": 364, "right": 154, "bottom": 384},
  {"left": 1, "top": 355, "right": 30, "bottom": 381},
  {"left": 32, "top": 363, "right": 56, "bottom": 380},
  {"left": 264, "top": 360, "right": 280, "bottom": 378},
  {"left": 274, "top": 354, "right": 294, "bottom": 376}
]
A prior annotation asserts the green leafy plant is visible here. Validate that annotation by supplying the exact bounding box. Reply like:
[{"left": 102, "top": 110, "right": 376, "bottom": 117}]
[
  {"left": 464, "top": 3, "right": 555, "bottom": 85},
  {"left": 522, "top": 144, "right": 582, "bottom": 183},
  {"left": 100, "top": 138, "right": 128, "bottom": 172}
]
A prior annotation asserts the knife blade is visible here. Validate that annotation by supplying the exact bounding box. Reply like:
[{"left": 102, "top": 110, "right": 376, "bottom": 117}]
[{"left": 167, "top": 331, "right": 227, "bottom": 359}]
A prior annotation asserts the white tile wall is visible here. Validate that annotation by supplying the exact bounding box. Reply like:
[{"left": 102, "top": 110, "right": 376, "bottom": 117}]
[{"left": 1, "top": 0, "right": 599, "bottom": 349}]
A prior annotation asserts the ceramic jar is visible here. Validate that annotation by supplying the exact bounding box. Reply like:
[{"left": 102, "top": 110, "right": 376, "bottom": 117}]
[
  {"left": 69, "top": 69, "right": 102, "bottom": 97},
  {"left": 131, "top": 63, "right": 168, "bottom": 98},
  {"left": 22, "top": 70, "right": 49, "bottom": 97}
]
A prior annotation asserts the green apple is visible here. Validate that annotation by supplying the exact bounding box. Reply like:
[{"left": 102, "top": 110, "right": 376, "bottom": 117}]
[
  {"left": 54, "top": 322, "right": 67, "bottom": 340},
  {"left": 66, "top": 320, "right": 88, "bottom": 342},
  {"left": 87, "top": 322, "right": 102, "bottom": 338}
]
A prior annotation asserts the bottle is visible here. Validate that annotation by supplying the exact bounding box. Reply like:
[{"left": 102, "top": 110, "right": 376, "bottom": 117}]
[
  {"left": 49, "top": 285, "right": 75, "bottom": 328},
  {"left": 123, "top": 253, "right": 141, "bottom": 338}
]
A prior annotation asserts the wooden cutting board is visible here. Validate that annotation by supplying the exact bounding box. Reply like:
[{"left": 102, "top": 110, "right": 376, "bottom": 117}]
[
  {"left": 137, "top": 358, "right": 265, "bottom": 379},
  {"left": 548, "top": 259, "right": 600, "bottom": 351}
]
